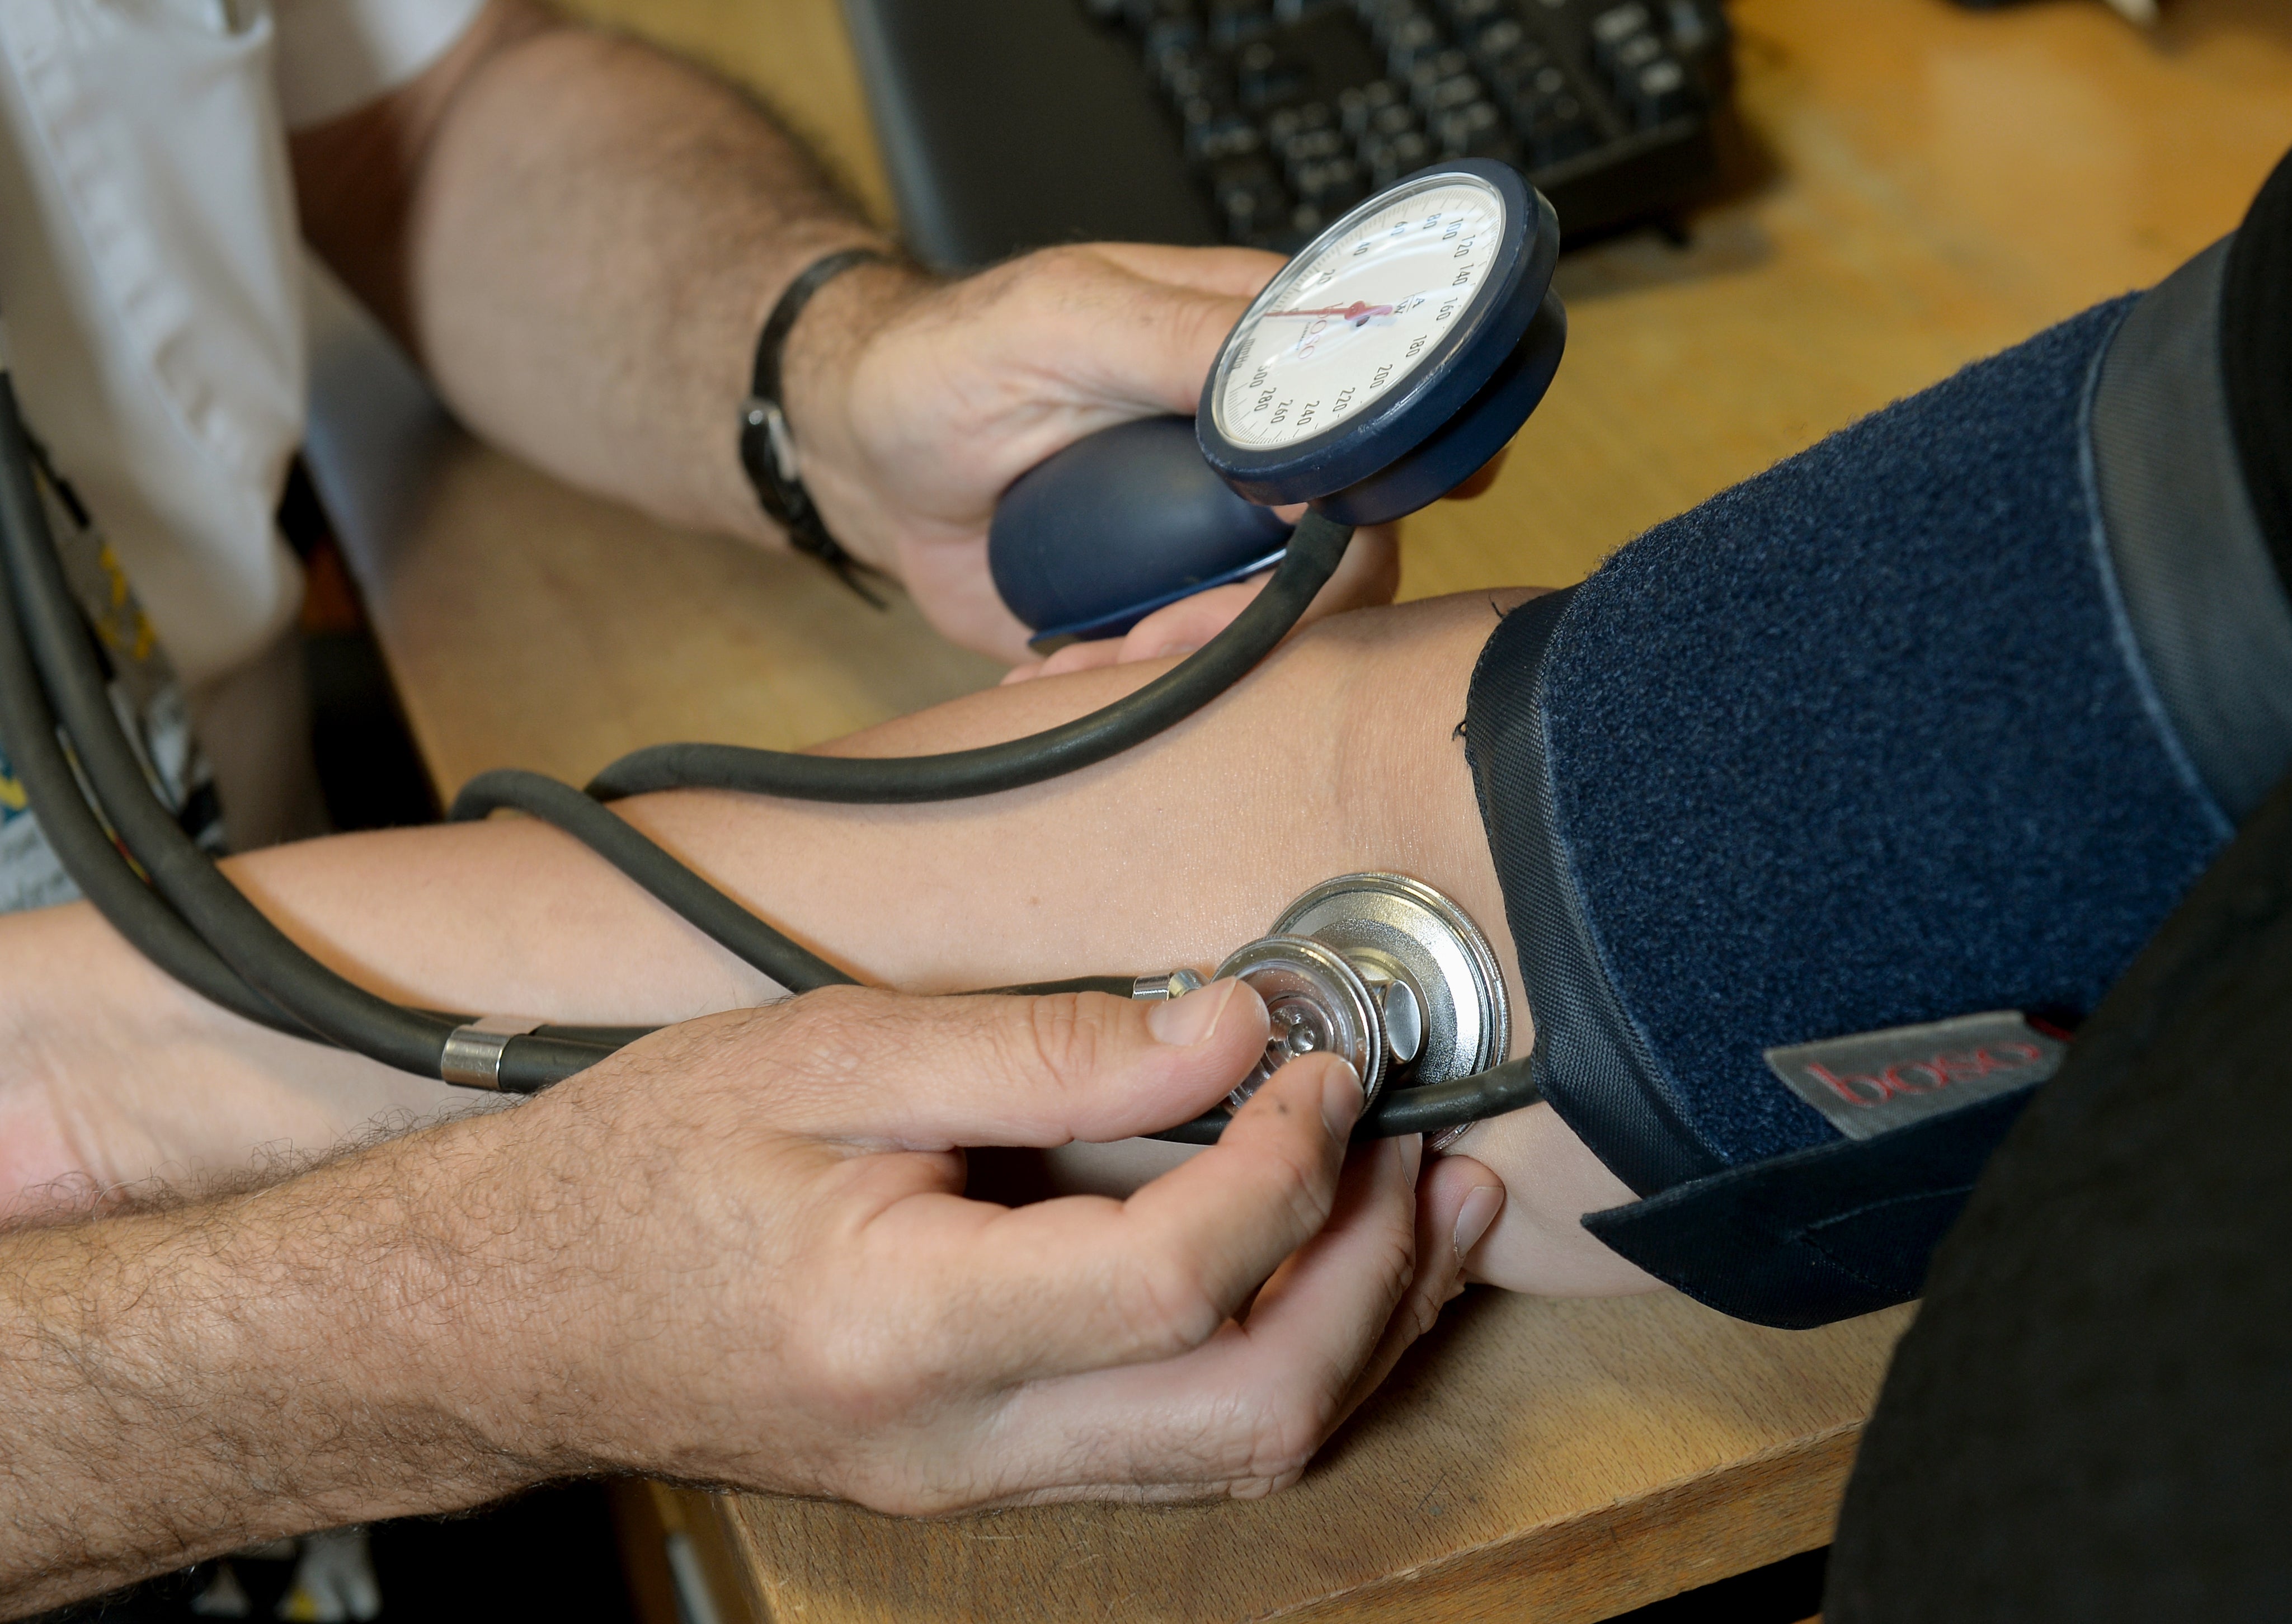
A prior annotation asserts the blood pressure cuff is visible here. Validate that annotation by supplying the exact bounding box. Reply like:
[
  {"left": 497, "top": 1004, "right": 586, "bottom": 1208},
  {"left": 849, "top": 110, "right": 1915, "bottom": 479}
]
[{"left": 1462, "top": 158, "right": 2292, "bottom": 1329}]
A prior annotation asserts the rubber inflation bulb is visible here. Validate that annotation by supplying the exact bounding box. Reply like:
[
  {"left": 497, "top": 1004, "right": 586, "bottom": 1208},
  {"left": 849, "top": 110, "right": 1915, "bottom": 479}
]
[{"left": 989, "top": 416, "right": 1296, "bottom": 651}]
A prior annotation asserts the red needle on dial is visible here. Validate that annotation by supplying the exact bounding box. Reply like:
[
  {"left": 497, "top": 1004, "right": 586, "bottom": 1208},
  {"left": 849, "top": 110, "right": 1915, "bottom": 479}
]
[{"left": 1264, "top": 299, "right": 1395, "bottom": 326}]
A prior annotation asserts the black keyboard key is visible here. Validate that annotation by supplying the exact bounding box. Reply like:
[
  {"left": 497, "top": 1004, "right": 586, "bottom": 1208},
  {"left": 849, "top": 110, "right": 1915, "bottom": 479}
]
[
  {"left": 1209, "top": 1, "right": 1276, "bottom": 46},
  {"left": 1402, "top": 45, "right": 1470, "bottom": 93},
  {"left": 1265, "top": 99, "right": 1335, "bottom": 142},
  {"left": 1235, "top": 38, "right": 1309, "bottom": 105},
  {"left": 1442, "top": 0, "right": 1510, "bottom": 36},
  {"left": 1481, "top": 43, "right": 1551, "bottom": 103},
  {"left": 1358, "top": 0, "right": 1432, "bottom": 46},
  {"left": 1336, "top": 77, "right": 1405, "bottom": 133},
  {"left": 1188, "top": 109, "right": 1264, "bottom": 160},
  {"left": 1470, "top": 18, "right": 1530, "bottom": 66},
  {"left": 1282, "top": 124, "right": 1353, "bottom": 175},
  {"left": 1361, "top": 125, "right": 1434, "bottom": 186},
  {"left": 1382, "top": 15, "right": 1451, "bottom": 76},
  {"left": 1415, "top": 67, "right": 1485, "bottom": 116},
  {"left": 1159, "top": 44, "right": 1224, "bottom": 91},
  {"left": 1293, "top": 154, "right": 1365, "bottom": 206},
  {"left": 1433, "top": 97, "right": 1512, "bottom": 159},
  {"left": 1664, "top": 0, "right": 1721, "bottom": 55},
  {"left": 1611, "top": 30, "right": 1663, "bottom": 73},
  {"left": 1588, "top": 1, "right": 1654, "bottom": 61},
  {"left": 1529, "top": 103, "right": 1598, "bottom": 165},
  {"left": 1503, "top": 60, "right": 1575, "bottom": 126},
  {"left": 1621, "top": 53, "right": 1692, "bottom": 124},
  {"left": 1211, "top": 159, "right": 1289, "bottom": 232}
]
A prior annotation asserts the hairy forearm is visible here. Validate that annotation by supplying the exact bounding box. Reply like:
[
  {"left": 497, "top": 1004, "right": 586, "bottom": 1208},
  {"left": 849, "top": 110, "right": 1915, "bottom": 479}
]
[
  {"left": 0, "top": 1119, "right": 549, "bottom": 1616},
  {"left": 293, "top": 1, "right": 916, "bottom": 546}
]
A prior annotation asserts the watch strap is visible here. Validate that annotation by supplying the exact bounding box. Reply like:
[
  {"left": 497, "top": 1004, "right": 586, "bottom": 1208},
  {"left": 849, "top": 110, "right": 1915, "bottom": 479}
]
[{"left": 739, "top": 246, "right": 901, "bottom": 604}]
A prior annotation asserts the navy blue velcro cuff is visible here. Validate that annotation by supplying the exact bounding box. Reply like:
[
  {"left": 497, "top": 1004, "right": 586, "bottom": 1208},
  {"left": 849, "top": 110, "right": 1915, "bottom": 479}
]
[{"left": 1465, "top": 288, "right": 2247, "bottom": 1325}]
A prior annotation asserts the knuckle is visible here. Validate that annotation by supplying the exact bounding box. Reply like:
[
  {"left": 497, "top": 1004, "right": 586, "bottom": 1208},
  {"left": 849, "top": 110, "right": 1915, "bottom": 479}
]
[
  {"left": 1113, "top": 1250, "right": 1227, "bottom": 1359},
  {"left": 845, "top": 1466, "right": 981, "bottom": 1519},
  {"left": 1030, "top": 242, "right": 1097, "bottom": 279},
  {"left": 1000, "top": 992, "right": 1119, "bottom": 1095},
  {"left": 1373, "top": 1222, "right": 1418, "bottom": 1303},
  {"left": 784, "top": 1302, "right": 932, "bottom": 1429},
  {"left": 1369, "top": 1228, "right": 1423, "bottom": 1329},
  {"left": 1255, "top": 1132, "right": 1340, "bottom": 1240},
  {"left": 1234, "top": 1388, "right": 1326, "bottom": 1488},
  {"left": 1009, "top": 244, "right": 1105, "bottom": 310},
  {"left": 786, "top": 985, "right": 891, "bottom": 1063},
  {"left": 773, "top": 987, "right": 902, "bottom": 1109},
  {"left": 1410, "top": 1285, "right": 1444, "bottom": 1341}
]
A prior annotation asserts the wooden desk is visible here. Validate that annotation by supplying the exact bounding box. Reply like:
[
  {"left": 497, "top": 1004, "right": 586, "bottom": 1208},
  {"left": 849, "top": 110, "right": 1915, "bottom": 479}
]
[{"left": 304, "top": 0, "right": 2292, "bottom": 1618}]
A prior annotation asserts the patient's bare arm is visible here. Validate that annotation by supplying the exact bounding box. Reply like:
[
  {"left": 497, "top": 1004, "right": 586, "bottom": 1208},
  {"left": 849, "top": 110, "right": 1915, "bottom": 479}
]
[{"left": 0, "top": 594, "right": 1653, "bottom": 1296}]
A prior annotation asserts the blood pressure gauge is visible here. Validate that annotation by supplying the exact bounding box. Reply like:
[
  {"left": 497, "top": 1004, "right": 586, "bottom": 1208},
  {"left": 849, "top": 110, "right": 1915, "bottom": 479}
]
[
  {"left": 990, "top": 160, "right": 1565, "bottom": 648},
  {"left": 1198, "top": 160, "right": 1561, "bottom": 524}
]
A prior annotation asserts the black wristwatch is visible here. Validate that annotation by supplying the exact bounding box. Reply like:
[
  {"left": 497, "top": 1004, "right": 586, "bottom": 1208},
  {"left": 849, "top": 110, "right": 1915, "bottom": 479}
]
[{"left": 738, "top": 246, "right": 902, "bottom": 604}]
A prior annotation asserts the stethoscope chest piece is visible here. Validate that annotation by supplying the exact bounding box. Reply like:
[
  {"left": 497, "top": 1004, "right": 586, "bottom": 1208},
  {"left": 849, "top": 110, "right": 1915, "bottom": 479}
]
[
  {"left": 1208, "top": 872, "right": 1510, "bottom": 1119},
  {"left": 1269, "top": 872, "right": 1510, "bottom": 1093}
]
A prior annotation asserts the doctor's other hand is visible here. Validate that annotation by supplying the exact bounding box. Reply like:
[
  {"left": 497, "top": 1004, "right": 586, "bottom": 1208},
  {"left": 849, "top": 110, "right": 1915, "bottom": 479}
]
[
  {"left": 450, "top": 981, "right": 1486, "bottom": 1510},
  {"left": 780, "top": 242, "right": 1292, "bottom": 661}
]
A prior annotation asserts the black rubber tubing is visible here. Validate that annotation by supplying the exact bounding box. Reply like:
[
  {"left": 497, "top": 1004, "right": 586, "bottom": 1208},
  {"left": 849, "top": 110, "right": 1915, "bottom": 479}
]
[
  {"left": 0, "top": 378, "right": 616, "bottom": 1091},
  {"left": 451, "top": 768, "right": 856, "bottom": 992},
  {"left": 0, "top": 491, "right": 312, "bottom": 1038},
  {"left": 577, "top": 509, "right": 1354, "bottom": 804},
  {"left": 0, "top": 534, "right": 653, "bottom": 1062},
  {"left": 1149, "top": 1055, "right": 1546, "bottom": 1145}
]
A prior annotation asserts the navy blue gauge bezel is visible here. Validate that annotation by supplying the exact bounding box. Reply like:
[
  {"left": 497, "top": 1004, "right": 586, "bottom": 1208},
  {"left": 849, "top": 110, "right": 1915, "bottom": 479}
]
[
  {"left": 1196, "top": 161, "right": 1559, "bottom": 509},
  {"left": 1316, "top": 286, "right": 1566, "bottom": 527}
]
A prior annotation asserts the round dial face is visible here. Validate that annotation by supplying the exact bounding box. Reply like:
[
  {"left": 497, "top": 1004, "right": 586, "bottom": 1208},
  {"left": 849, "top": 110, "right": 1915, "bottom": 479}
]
[{"left": 1209, "top": 173, "right": 1508, "bottom": 453}]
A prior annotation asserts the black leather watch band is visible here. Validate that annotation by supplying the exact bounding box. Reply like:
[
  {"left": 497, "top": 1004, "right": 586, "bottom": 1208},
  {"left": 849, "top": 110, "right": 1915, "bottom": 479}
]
[{"left": 739, "top": 246, "right": 901, "bottom": 604}]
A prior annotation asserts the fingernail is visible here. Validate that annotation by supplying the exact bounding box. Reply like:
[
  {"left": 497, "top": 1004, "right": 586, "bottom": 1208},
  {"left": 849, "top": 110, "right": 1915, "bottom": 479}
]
[
  {"left": 1452, "top": 1184, "right": 1503, "bottom": 1264},
  {"left": 1147, "top": 979, "right": 1238, "bottom": 1047},
  {"left": 1321, "top": 1058, "right": 1364, "bottom": 1139},
  {"left": 1399, "top": 1133, "right": 1423, "bottom": 1186}
]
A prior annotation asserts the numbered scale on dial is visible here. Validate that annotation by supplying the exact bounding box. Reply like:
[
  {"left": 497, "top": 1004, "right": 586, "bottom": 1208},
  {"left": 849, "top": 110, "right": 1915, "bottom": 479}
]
[
  {"left": 1211, "top": 175, "right": 1515, "bottom": 456},
  {"left": 987, "top": 160, "right": 1565, "bottom": 647},
  {"left": 1200, "top": 160, "right": 1564, "bottom": 524}
]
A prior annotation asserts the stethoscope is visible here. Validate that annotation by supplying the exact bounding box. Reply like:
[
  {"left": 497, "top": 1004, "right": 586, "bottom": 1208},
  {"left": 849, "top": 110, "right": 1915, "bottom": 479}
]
[{"left": 0, "top": 160, "right": 1564, "bottom": 1143}]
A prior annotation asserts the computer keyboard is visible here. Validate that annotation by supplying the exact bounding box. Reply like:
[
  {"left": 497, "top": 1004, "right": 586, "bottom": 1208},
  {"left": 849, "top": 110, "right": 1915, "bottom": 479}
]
[
  {"left": 837, "top": 0, "right": 1733, "bottom": 271},
  {"left": 1091, "top": 0, "right": 1734, "bottom": 252}
]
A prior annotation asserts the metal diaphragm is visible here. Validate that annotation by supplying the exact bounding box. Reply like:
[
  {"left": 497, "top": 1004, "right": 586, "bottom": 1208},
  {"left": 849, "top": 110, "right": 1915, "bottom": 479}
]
[
  {"left": 1212, "top": 934, "right": 1386, "bottom": 1110},
  {"left": 1269, "top": 873, "right": 1512, "bottom": 1093}
]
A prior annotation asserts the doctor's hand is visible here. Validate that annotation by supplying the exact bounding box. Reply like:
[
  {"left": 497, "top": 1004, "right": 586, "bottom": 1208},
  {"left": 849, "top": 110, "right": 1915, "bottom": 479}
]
[
  {"left": 517, "top": 981, "right": 1484, "bottom": 1508},
  {"left": 1, "top": 981, "right": 1494, "bottom": 1611},
  {"left": 434, "top": 980, "right": 1486, "bottom": 1512},
  {"left": 779, "top": 243, "right": 1402, "bottom": 661}
]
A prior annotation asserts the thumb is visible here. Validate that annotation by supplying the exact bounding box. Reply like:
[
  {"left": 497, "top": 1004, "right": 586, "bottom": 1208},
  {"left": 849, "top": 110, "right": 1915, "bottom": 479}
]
[
  {"left": 766, "top": 980, "right": 1270, "bottom": 1147},
  {"left": 1033, "top": 252, "right": 1258, "bottom": 417}
]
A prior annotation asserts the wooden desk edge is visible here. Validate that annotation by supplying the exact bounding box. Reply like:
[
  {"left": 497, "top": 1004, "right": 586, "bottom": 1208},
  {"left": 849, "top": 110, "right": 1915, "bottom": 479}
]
[
  {"left": 643, "top": 1417, "right": 1858, "bottom": 1624},
  {"left": 1273, "top": 1421, "right": 1858, "bottom": 1624}
]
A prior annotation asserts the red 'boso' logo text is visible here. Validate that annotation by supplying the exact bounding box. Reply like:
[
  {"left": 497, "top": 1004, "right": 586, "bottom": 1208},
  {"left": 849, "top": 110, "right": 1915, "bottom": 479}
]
[{"left": 1805, "top": 1043, "right": 2046, "bottom": 1108}]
